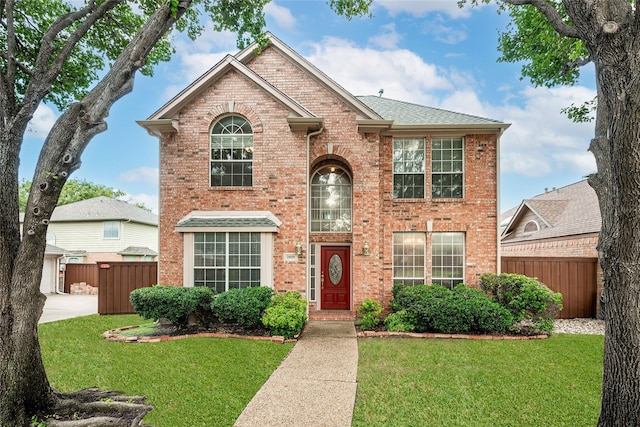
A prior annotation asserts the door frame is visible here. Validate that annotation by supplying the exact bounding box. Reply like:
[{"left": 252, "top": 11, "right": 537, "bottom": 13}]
[{"left": 318, "top": 244, "right": 352, "bottom": 310}]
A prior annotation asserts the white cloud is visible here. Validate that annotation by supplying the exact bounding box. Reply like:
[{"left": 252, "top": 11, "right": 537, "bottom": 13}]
[
  {"left": 369, "top": 23, "right": 402, "bottom": 49},
  {"left": 376, "top": 0, "right": 473, "bottom": 18},
  {"left": 265, "top": 2, "right": 297, "bottom": 30},
  {"left": 421, "top": 15, "right": 468, "bottom": 44},
  {"left": 305, "top": 36, "right": 453, "bottom": 103},
  {"left": 491, "top": 86, "right": 597, "bottom": 177},
  {"left": 26, "top": 104, "right": 56, "bottom": 139},
  {"left": 118, "top": 167, "right": 159, "bottom": 186}
]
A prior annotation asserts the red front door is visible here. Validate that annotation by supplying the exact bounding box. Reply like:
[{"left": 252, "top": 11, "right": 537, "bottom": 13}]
[{"left": 320, "top": 246, "right": 351, "bottom": 310}]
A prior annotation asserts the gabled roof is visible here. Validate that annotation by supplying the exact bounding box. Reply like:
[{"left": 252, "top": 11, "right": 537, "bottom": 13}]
[
  {"left": 138, "top": 32, "right": 382, "bottom": 136},
  {"left": 501, "top": 180, "right": 600, "bottom": 243},
  {"left": 118, "top": 246, "right": 158, "bottom": 256},
  {"left": 50, "top": 196, "right": 158, "bottom": 226}
]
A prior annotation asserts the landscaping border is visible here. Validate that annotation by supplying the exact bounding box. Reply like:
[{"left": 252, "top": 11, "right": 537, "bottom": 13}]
[{"left": 102, "top": 325, "right": 297, "bottom": 344}]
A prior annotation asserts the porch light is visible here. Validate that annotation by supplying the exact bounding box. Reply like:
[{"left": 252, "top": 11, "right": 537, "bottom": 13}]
[
  {"left": 363, "top": 241, "right": 370, "bottom": 257},
  {"left": 295, "top": 241, "right": 303, "bottom": 256}
]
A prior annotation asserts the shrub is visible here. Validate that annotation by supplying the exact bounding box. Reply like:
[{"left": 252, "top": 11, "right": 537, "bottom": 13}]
[
  {"left": 480, "top": 273, "right": 563, "bottom": 334},
  {"left": 357, "top": 298, "right": 383, "bottom": 330},
  {"left": 261, "top": 291, "right": 307, "bottom": 339},
  {"left": 389, "top": 283, "right": 514, "bottom": 334},
  {"left": 211, "top": 286, "right": 274, "bottom": 327},
  {"left": 383, "top": 310, "right": 416, "bottom": 332},
  {"left": 130, "top": 285, "right": 215, "bottom": 328}
]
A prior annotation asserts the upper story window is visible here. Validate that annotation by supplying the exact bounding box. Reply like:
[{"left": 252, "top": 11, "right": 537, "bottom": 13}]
[
  {"left": 393, "top": 138, "right": 425, "bottom": 199},
  {"left": 432, "top": 137, "right": 464, "bottom": 199},
  {"left": 210, "top": 115, "right": 253, "bottom": 187},
  {"left": 103, "top": 221, "right": 119, "bottom": 239},
  {"left": 311, "top": 166, "right": 352, "bottom": 232}
]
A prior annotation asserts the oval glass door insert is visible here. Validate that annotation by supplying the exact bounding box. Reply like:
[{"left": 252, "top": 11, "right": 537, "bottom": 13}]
[{"left": 329, "top": 254, "right": 343, "bottom": 285}]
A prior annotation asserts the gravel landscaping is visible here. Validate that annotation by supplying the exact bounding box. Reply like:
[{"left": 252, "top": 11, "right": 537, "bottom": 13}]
[{"left": 554, "top": 318, "right": 604, "bottom": 335}]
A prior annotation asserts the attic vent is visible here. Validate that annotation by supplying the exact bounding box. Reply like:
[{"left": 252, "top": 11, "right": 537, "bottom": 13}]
[{"left": 523, "top": 220, "right": 540, "bottom": 235}]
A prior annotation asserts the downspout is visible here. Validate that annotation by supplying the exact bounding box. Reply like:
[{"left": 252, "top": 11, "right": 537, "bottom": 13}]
[{"left": 306, "top": 126, "right": 324, "bottom": 316}]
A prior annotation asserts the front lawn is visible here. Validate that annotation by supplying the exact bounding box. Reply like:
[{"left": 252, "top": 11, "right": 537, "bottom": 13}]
[
  {"left": 40, "top": 316, "right": 604, "bottom": 426},
  {"left": 39, "top": 314, "right": 294, "bottom": 426},
  {"left": 353, "top": 335, "right": 604, "bottom": 426}
]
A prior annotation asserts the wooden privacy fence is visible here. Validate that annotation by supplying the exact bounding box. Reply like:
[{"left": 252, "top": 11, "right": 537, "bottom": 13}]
[
  {"left": 97, "top": 262, "right": 158, "bottom": 315},
  {"left": 63, "top": 263, "right": 99, "bottom": 293},
  {"left": 501, "top": 257, "right": 598, "bottom": 319}
]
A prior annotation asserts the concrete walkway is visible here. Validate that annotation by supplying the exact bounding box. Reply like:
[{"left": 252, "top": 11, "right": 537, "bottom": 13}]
[
  {"left": 235, "top": 321, "right": 358, "bottom": 427},
  {"left": 39, "top": 293, "right": 98, "bottom": 323}
]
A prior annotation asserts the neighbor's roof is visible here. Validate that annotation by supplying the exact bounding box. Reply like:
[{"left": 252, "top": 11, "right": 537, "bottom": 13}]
[
  {"left": 118, "top": 246, "right": 158, "bottom": 256},
  {"left": 501, "top": 179, "right": 600, "bottom": 243},
  {"left": 358, "top": 96, "right": 507, "bottom": 127},
  {"left": 50, "top": 196, "right": 158, "bottom": 226}
]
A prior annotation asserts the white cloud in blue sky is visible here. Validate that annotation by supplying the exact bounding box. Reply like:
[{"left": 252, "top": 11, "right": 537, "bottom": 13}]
[{"left": 21, "top": 0, "right": 597, "bottom": 212}]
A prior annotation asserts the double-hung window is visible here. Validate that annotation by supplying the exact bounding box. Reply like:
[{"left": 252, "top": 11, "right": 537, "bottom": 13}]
[
  {"left": 210, "top": 115, "right": 253, "bottom": 187},
  {"left": 393, "top": 138, "right": 425, "bottom": 199},
  {"left": 392, "top": 232, "right": 466, "bottom": 289},
  {"left": 193, "top": 232, "right": 261, "bottom": 292},
  {"left": 392, "top": 233, "right": 426, "bottom": 286},
  {"left": 103, "top": 221, "right": 119, "bottom": 239},
  {"left": 432, "top": 137, "right": 464, "bottom": 198},
  {"left": 431, "top": 232, "right": 465, "bottom": 288}
]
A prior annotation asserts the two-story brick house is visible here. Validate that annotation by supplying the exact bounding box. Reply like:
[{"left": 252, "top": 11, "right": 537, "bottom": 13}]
[{"left": 138, "top": 33, "right": 509, "bottom": 319}]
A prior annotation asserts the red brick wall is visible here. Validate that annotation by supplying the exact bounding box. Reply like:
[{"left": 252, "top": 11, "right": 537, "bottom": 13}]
[{"left": 157, "top": 47, "right": 500, "bottom": 311}]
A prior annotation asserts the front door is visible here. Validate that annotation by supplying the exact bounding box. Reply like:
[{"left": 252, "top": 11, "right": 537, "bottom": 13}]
[{"left": 320, "top": 246, "right": 351, "bottom": 310}]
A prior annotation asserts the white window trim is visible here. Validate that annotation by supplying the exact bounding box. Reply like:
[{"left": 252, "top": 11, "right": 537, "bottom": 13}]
[
  {"left": 183, "top": 232, "right": 274, "bottom": 289},
  {"left": 431, "top": 136, "right": 465, "bottom": 200},
  {"left": 103, "top": 221, "right": 120, "bottom": 239}
]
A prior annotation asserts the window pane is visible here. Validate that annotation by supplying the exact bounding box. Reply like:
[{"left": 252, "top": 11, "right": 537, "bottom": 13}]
[
  {"left": 393, "top": 138, "right": 425, "bottom": 199},
  {"left": 431, "top": 232, "right": 465, "bottom": 289},
  {"left": 392, "top": 233, "right": 426, "bottom": 285},
  {"left": 310, "top": 167, "right": 352, "bottom": 232},
  {"left": 210, "top": 116, "right": 253, "bottom": 187},
  {"left": 431, "top": 137, "right": 464, "bottom": 199}
]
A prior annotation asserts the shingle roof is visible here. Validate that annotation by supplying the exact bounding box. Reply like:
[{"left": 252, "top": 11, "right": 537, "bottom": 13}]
[
  {"left": 357, "top": 95, "right": 506, "bottom": 126},
  {"left": 118, "top": 246, "right": 158, "bottom": 256},
  {"left": 50, "top": 196, "right": 158, "bottom": 226},
  {"left": 501, "top": 180, "right": 600, "bottom": 243},
  {"left": 176, "top": 217, "right": 280, "bottom": 228}
]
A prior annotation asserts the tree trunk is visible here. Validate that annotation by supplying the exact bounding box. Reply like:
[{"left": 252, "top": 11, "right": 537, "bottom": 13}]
[
  {"left": 586, "top": 16, "right": 640, "bottom": 426},
  {"left": 0, "top": 2, "right": 191, "bottom": 424}
]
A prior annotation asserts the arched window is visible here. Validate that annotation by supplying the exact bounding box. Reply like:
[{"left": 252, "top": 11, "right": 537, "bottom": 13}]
[
  {"left": 210, "top": 115, "right": 253, "bottom": 187},
  {"left": 311, "top": 166, "right": 352, "bottom": 232},
  {"left": 523, "top": 220, "right": 539, "bottom": 234}
]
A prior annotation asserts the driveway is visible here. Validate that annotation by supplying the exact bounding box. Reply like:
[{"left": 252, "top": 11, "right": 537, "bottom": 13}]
[{"left": 40, "top": 293, "right": 98, "bottom": 323}]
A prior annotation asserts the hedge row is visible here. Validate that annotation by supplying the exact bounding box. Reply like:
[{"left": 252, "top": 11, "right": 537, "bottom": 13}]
[{"left": 129, "top": 286, "right": 307, "bottom": 338}]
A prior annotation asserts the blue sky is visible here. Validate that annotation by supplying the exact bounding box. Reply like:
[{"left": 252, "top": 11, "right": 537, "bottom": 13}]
[{"left": 21, "top": 0, "right": 597, "bottom": 213}]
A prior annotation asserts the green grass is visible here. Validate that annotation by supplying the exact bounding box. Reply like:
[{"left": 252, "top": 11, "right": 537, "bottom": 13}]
[
  {"left": 40, "top": 316, "right": 604, "bottom": 427},
  {"left": 353, "top": 334, "right": 604, "bottom": 427},
  {"left": 38, "top": 315, "right": 294, "bottom": 426}
]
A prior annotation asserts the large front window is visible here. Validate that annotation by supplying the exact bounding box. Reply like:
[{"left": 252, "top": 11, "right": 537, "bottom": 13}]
[
  {"left": 432, "top": 137, "right": 464, "bottom": 198},
  {"left": 431, "top": 232, "right": 465, "bottom": 288},
  {"left": 311, "top": 167, "right": 352, "bottom": 232},
  {"left": 193, "top": 232, "right": 261, "bottom": 292},
  {"left": 392, "top": 233, "right": 426, "bottom": 286},
  {"left": 210, "top": 115, "right": 253, "bottom": 187},
  {"left": 393, "top": 138, "right": 425, "bottom": 199}
]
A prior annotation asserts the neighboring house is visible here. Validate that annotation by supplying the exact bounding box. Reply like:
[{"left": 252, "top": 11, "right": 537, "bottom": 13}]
[
  {"left": 500, "top": 179, "right": 602, "bottom": 317},
  {"left": 138, "top": 33, "right": 509, "bottom": 318},
  {"left": 34, "top": 196, "right": 159, "bottom": 264},
  {"left": 42, "top": 244, "right": 65, "bottom": 294}
]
